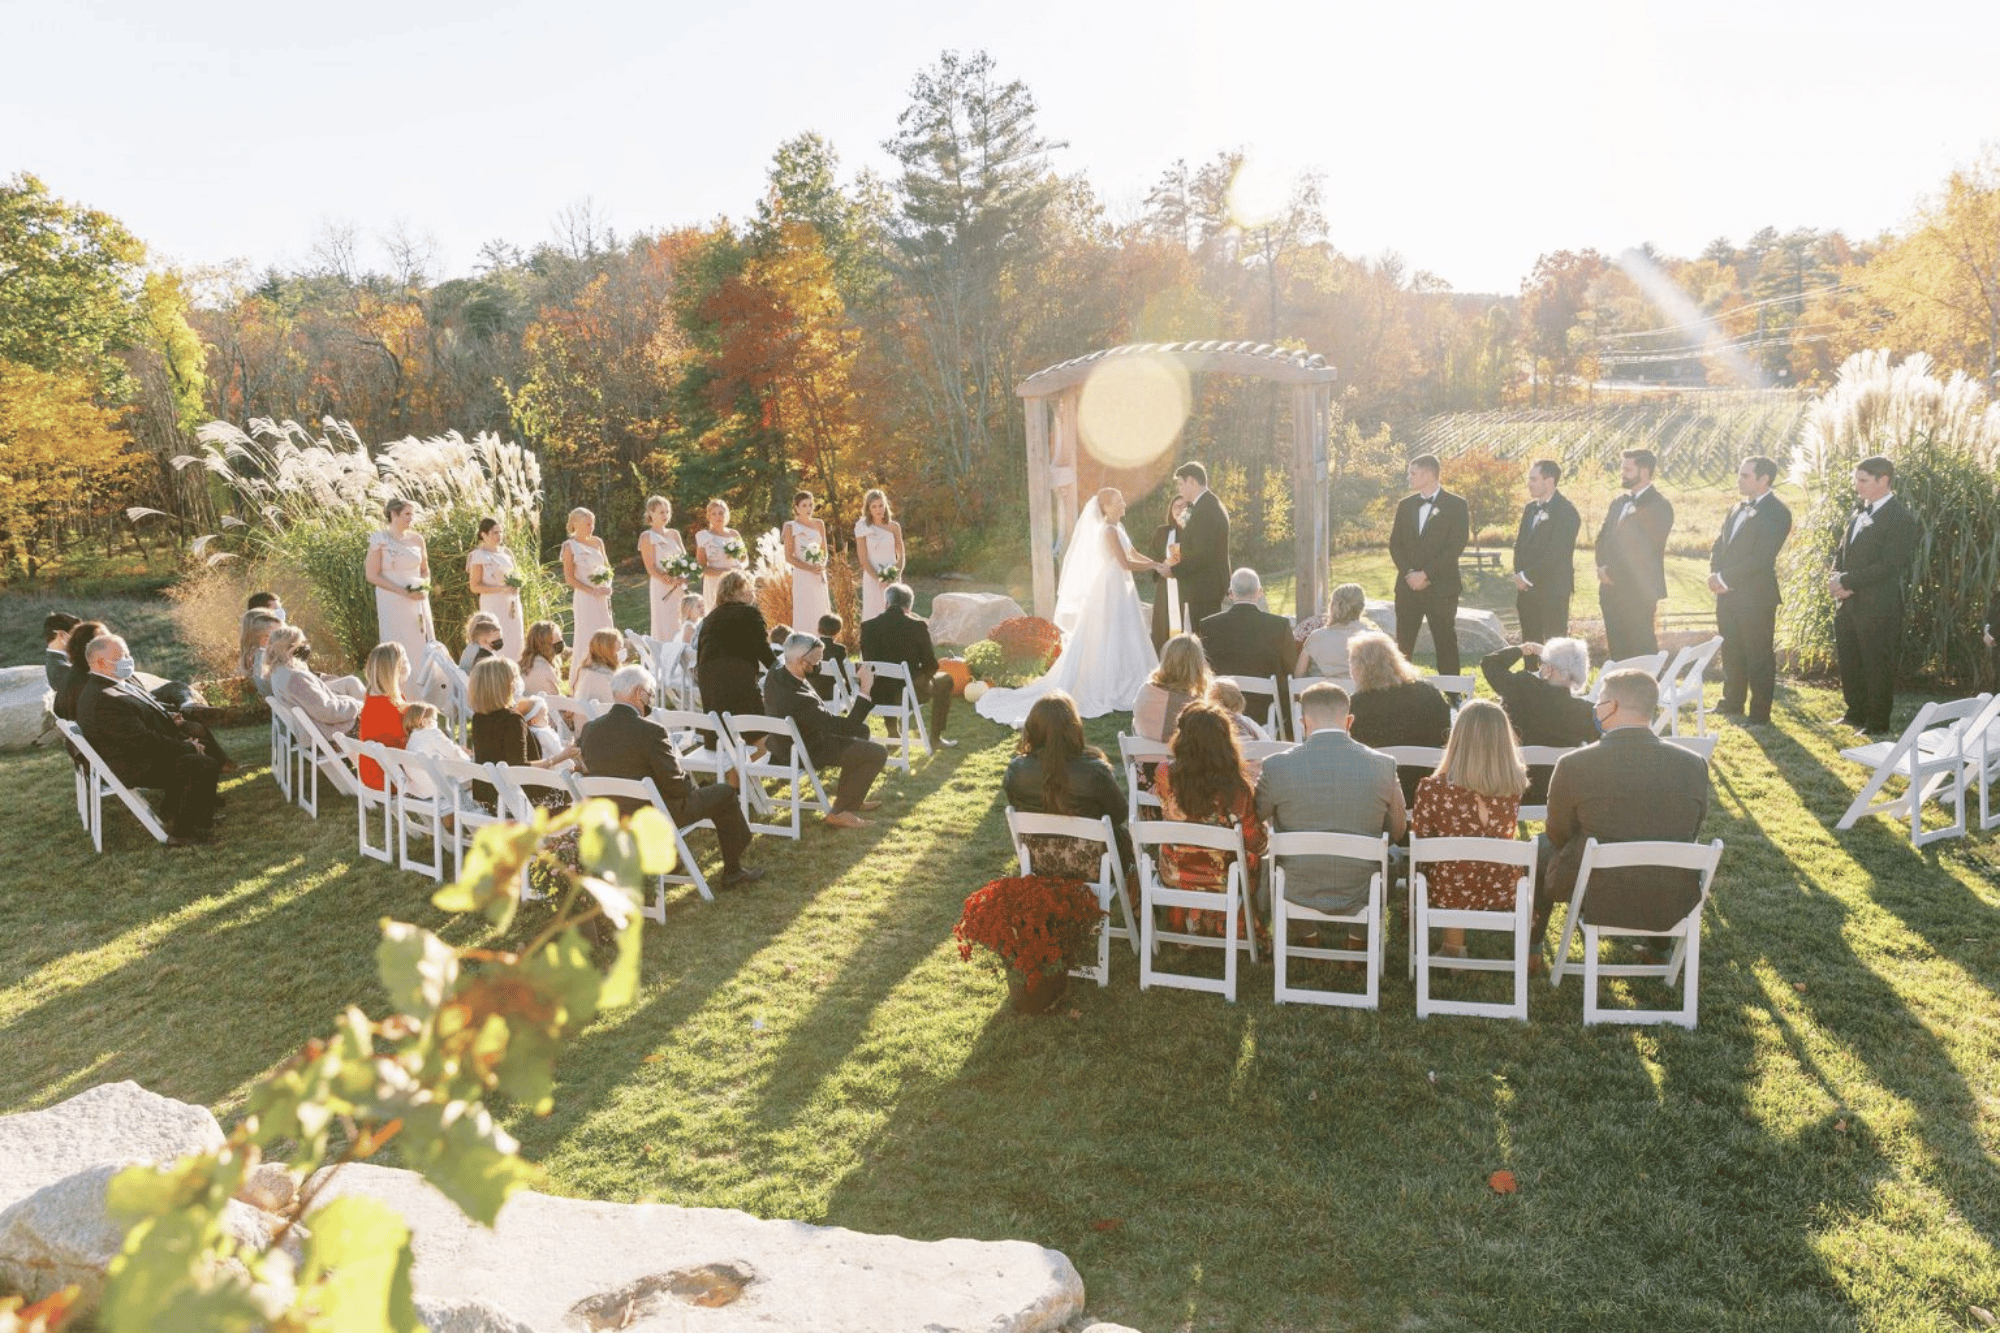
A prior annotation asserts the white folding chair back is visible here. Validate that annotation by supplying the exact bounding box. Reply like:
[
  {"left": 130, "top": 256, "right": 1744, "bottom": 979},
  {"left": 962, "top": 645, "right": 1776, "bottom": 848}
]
[
  {"left": 1960, "top": 693, "right": 2000, "bottom": 832},
  {"left": 1664, "top": 734, "right": 1718, "bottom": 763},
  {"left": 1132, "top": 819, "right": 1257, "bottom": 1002},
  {"left": 376, "top": 749, "right": 450, "bottom": 882},
  {"left": 1407, "top": 834, "right": 1538, "bottom": 1021},
  {"left": 624, "top": 631, "right": 656, "bottom": 673},
  {"left": 1835, "top": 695, "right": 1992, "bottom": 845},
  {"left": 1429, "top": 675, "right": 1477, "bottom": 708},
  {"left": 268, "top": 709, "right": 294, "bottom": 800},
  {"left": 493, "top": 763, "right": 575, "bottom": 900},
  {"left": 425, "top": 756, "right": 510, "bottom": 883},
  {"left": 1240, "top": 738, "right": 1294, "bottom": 763},
  {"left": 653, "top": 640, "right": 698, "bottom": 709},
  {"left": 56, "top": 720, "right": 171, "bottom": 851},
  {"left": 1550, "top": 837, "right": 1724, "bottom": 1029},
  {"left": 649, "top": 708, "right": 738, "bottom": 785},
  {"left": 723, "top": 712, "right": 830, "bottom": 838},
  {"left": 1117, "top": 734, "right": 1173, "bottom": 828},
  {"left": 860, "top": 660, "right": 930, "bottom": 771},
  {"left": 538, "top": 694, "right": 601, "bottom": 747},
  {"left": 283, "top": 702, "right": 359, "bottom": 817},
  {"left": 1651, "top": 636, "right": 1723, "bottom": 736},
  {"left": 1588, "top": 652, "right": 1669, "bottom": 701},
  {"left": 1515, "top": 745, "right": 1585, "bottom": 827},
  {"left": 333, "top": 733, "right": 398, "bottom": 864},
  {"left": 1005, "top": 809, "right": 1137, "bottom": 986},
  {"left": 1216, "top": 675, "right": 1280, "bottom": 734},
  {"left": 568, "top": 772, "right": 712, "bottom": 914},
  {"left": 1269, "top": 830, "right": 1389, "bottom": 1009}
]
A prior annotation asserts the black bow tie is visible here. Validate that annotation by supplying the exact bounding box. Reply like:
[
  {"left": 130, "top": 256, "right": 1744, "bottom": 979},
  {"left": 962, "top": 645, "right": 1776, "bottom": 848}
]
[
  {"left": 1855, "top": 502, "right": 1873, "bottom": 515},
  {"left": 1533, "top": 501, "right": 1548, "bottom": 513}
]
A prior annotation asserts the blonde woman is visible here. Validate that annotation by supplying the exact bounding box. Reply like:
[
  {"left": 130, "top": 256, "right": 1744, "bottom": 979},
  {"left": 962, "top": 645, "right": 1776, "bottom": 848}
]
[
  {"left": 459, "top": 611, "right": 503, "bottom": 673},
  {"left": 638, "top": 495, "right": 689, "bottom": 640},
  {"left": 365, "top": 497, "right": 434, "bottom": 663},
  {"left": 1412, "top": 699, "right": 1529, "bottom": 957},
  {"left": 240, "top": 610, "right": 282, "bottom": 697},
  {"left": 573, "top": 628, "right": 623, "bottom": 706},
  {"left": 357, "top": 641, "right": 412, "bottom": 791},
  {"left": 465, "top": 516, "right": 523, "bottom": 657},
  {"left": 785, "top": 489, "right": 831, "bottom": 631},
  {"left": 467, "top": 656, "right": 576, "bottom": 809},
  {"left": 264, "top": 624, "right": 364, "bottom": 735},
  {"left": 518, "top": 620, "right": 566, "bottom": 698},
  {"left": 854, "top": 488, "right": 904, "bottom": 621},
  {"left": 1132, "top": 632, "right": 1212, "bottom": 743},
  {"left": 1347, "top": 630, "right": 1453, "bottom": 805},
  {"left": 695, "top": 498, "right": 746, "bottom": 611},
  {"left": 561, "top": 507, "right": 613, "bottom": 690},
  {"left": 1296, "top": 583, "right": 1373, "bottom": 680}
]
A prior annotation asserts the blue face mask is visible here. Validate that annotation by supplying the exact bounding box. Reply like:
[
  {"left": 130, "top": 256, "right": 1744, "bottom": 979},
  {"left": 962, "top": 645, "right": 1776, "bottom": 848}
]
[
  {"left": 1591, "top": 702, "right": 1610, "bottom": 736},
  {"left": 272, "top": 608, "right": 287, "bottom": 624},
  {"left": 113, "top": 657, "right": 136, "bottom": 680}
]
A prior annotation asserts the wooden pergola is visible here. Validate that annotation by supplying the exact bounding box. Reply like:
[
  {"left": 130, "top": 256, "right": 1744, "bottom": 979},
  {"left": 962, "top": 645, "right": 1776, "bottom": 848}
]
[{"left": 1016, "top": 340, "right": 1339, "bottom": 623}]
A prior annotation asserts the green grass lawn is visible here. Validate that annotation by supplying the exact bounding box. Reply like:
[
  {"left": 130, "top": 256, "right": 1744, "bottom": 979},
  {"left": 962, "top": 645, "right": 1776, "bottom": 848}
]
[{"left": 3, "top": 674, "right": 1997, "bottom": 1331}]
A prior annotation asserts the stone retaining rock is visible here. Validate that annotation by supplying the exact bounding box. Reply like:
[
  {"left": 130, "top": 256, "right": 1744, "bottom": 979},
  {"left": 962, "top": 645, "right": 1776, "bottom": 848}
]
[
  {"left": 1361, "top": 600, "right": 1507, "bottom": 663},
  {"left": 0, "top": 665, "right": 54, "bottom": 752},
  {"left": 930, "top": 592, "right": 1025, "bottom": 650}
]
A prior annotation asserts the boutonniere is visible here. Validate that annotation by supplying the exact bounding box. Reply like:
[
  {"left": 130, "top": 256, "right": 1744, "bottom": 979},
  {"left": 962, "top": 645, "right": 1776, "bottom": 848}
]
[{"left": 1853, "top": 510, "right": 1874, "bottom": 532}]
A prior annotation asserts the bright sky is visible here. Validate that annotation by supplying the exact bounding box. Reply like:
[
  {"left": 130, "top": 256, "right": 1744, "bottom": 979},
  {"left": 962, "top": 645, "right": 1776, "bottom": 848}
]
[{"left": 6, "top": 0, "right": 1996, "bottom": 295}]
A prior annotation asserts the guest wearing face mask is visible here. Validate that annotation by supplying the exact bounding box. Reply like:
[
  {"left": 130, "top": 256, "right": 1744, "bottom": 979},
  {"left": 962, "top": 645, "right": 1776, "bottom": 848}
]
[
  {"left": 74, "top": 633, "right": 223, "bottom": 846},
  {"left": 265, "top": 624, "right": 366, "bottom": 735}
]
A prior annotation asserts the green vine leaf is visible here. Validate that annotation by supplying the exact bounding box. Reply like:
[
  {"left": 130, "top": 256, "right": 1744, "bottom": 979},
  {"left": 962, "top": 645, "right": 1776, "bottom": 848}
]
[
  {"left": 289, "top": 1196, "right": 418, "bottom": 1332},
  {"left": 376, "top": 922, "right": 458, "bottom": 1019}
]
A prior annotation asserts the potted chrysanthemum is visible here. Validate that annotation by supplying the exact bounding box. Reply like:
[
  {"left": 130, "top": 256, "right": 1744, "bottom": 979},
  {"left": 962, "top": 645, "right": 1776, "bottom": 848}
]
[{"left": 952, "top": 874, "right": 1105, "bottom": 1013}]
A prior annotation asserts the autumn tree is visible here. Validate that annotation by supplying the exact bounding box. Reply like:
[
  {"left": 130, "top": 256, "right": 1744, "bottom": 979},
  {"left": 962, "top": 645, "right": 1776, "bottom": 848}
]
[
  {"left": 1859, "top": 153, "right": 2000, "bottom": 389},
  {"left": 0, "top": 172, "right": 147, "bottom": 397},
  {"left": 0, "top": 362, "right": 137, "bottom": 575},
  {"left": 1520, "top": 249, "right": 1607, "bottom": 404}
]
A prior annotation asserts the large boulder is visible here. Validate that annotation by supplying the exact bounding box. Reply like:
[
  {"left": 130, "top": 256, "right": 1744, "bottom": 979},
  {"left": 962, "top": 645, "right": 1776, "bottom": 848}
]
[
  {"left": 1361, "top": 600, "right": 1507, "bottom": 664},
  {"left": 0, "top": 665, "right": 54, "bottom": 752},
  {"left": 313, "top": 1162, "right": 1086, "bottom": 1333},
  {"left": 929, "top": 592, "right": 1025, "bottom": 650}
]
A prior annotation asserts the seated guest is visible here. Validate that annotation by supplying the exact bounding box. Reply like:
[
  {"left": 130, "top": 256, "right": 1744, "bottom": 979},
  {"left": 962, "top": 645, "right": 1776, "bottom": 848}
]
[
  {"left": 809, "top": 612, "right": 848, "bottom": 702},
  {"left": 58, "top": 618, "right": 237, "bottom": 769},
  {"left": 1254, "top": 683, "right": 1405, "bottom": 942},
  {"left": 1208, "top": 677, "right": 1270, "bottom": 743},
  {"left": 240, "top": 610, "right": 283, "bottom": 696},
  {"left": 398, "top": 702, "right": 469, "bottom": 802},
  {"left": 761, "top": 632, "right": 886, "bottom": 829},
  {"left": 247, "top": 590, "right": 285, "bottom": 621},
  {"left": 44, "top": 612, "right": 79, "bottom": 689},
  {"left": 459, "top": 612, "right": 503, "bottom": 673},
  {"left": 266, "top": 625, "right": 365, "bottom": 735},
  {"left": 518, "top": 621, "right": 567, "bottom": 698},
  {"left": 1481, "top": 637, "right": 1596, "bottom": 803},
  {"left": 357, "top": 642, "right": 412, "bottom": 791},
  {"left": 1534, "top": 669, "right": 1710, "bottom": 960},
  {"left": 1295, "top": 582, "right": 1373, "bottom": 679},
  {"left": 578, "top": 665, "right": 763, "bottom": 887},
  {"left": 1198, "top": 567, "right": 1296, "bottom": 739},
  {"left": 1132, "top": 633, "right": 1211, "bottom": 743},
  {"left": 1003, "top": 691, "right": 1133, "bottom": 878},
  {"left": 675, "top": 594, "right": 705, "bottom": 646},
  {"left": 861, "top": 582, "right": 958, "bottom": 748},
  {"left": 1346, "top": 631, "right": 1452, "bottom": 806},
  {"left": 54, "top": 619, "right": 110, "bottom": 721},
  {"left": 1153, "top": 702, "right": 1269, "bottom": 945},
  {"left": 468, "top": 656, "right": 577, "bottom": 810},
  {"left": 1412, "top": 699, "right": 1529, "bottom": 958},
  {"left": 698, "top": 571, "right": 770, "bottom": 740},
  {"left": 573, "top": 628, "right": 623, "bottom": 706},
  {"left": 74, "top": 634, "right": 221, "bottom": 847}
]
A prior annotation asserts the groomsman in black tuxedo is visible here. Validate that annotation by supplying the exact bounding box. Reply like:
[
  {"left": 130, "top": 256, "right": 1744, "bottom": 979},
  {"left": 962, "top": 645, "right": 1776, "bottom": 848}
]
[
  {"left": 1172, "top": 461, "right": 1231, "bottom": 626},
  {"left": 1511, "top": 459, "right": 1580, "bottom": 642},
  {"left": 1387, "top": 454, "right": 1470, "bottom": 675},
  {"left": 1595, "top": 448, "right": 1674, "bottom": 660},
  {"left": 1829, "top": 455, "right": 1919, "bottom": 735},
  {"left": 1708, "top": 456, "right": 1793, "bottom": 724}
]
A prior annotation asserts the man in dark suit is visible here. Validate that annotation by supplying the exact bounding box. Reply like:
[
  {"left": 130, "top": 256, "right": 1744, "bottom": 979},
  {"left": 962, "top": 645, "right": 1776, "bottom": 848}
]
[
  {"left": 1829, "top": 455, "right": 1918, "bottom": 735},
  {"left": 1511, "top": 459, "right": 1580, "bottom": 642},
  {"left": 1387, "top": 453, "right": 1470, "bottom": 675},
  {"left": 578, "top": 666, "right": 763, "bottom": 887},
  {"left": 763, "top": 633, "right": 888, "bottom": 829},
  {"left": 808, "top": 613, "right": 848, "bottom": 702},
  {"left": 1171, "top": 461, "right": 1230, "bottom": 626},
  {"left": 1535, "top": 669, "right": 1710, "bottom": 953},
  {"left": 1595, "top": 448, "right": 1674, "bottom": 660},
  {"left": 1708, "top": 456, "right": 1794, "bottom": 724},
  {"left": 73, "top": 634, "right": 222, "bottom": 846},
  {"left": 860, "top": 583, "right": 958, "bottom": 747},
  {"left": 1198, "top": 568, "right": 1297, "bottom": 739}
]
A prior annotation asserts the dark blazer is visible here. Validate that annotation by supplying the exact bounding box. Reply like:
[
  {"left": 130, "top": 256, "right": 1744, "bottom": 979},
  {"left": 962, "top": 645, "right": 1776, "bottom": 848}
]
[
  {"left": 1709, "top": 493, "right": 1793, "bottom": 607},
  {"left": 860, "top": 607, "right": 940, "bottom": 705},
  {"left": 1388, "top": 489, "right": 1470, "bottom": 594},
  {"left": 1349, "top": 679, "right": 1452, "bottom": 805},
  {"left": 1481, "top": 646, "right": 1598, "bottom": 803},
  {"left": 1834, "top": 495, "right": 1919, "bottom": 614},
  {"left": 1512, "top": 492, "right": 1581, "bottom": 597},
  {"left": 1003, "top": 750, "right": 1127, "bottom": 831},
  {"left": 1176, "top": 488, "right": 1230, "bottom": 613},
  {"left": 761, "top": 665, "right": 873, "bottom": 768},
  {"left": 697, "top": 600, "right": 770, "bottom": 669},
  {"left": 44, "top": 649, "right": 69, "bottom": 692},
  {"left": 1197, "top": 601, "right": 1295, "bottom": 731},
  {"left": 1596, "top": 486, "right": 1674, "bottom": 601},
  {"left": 1544, "top": 727, "right": 1709, "bottom": 930},
  {"left": 74, "top": 674, "right": 193, "bottom": 787},
  {"left": 578, "top": 703, "right": 694, "bottom": 814}
]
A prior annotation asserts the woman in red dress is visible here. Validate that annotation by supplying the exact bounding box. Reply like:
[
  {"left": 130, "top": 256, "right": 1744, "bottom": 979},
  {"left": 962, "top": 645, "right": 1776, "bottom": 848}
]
[
  {"left": 1153, "top": 702, "right": 1268, "bottom": 945},
  {"left": 1412, "top": 698, "right": 1529, "bottom": 957}
]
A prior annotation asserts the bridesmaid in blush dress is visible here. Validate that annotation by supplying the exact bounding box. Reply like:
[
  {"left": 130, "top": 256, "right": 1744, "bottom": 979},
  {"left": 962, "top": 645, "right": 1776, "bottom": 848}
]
[
  {"left": 465, "top": 517, "right": 524, "bottom": 657},
  {"left": 854, "top": 488, "right": 905, "bottom": 622},
  {"left": 695, "top": 498, "right": 747, "bottom": 611},
  {"left": 638, "top": 495, "right": 689, "bottom": 641},
  {"left": 785, "top": 490, "right": 831, "bottom": 632},
  {"left": 367, "top": 497, "right": 435, "bottom": 665},
  {"left": 561, "top": 507, "right": 614, "bottom": 691}
]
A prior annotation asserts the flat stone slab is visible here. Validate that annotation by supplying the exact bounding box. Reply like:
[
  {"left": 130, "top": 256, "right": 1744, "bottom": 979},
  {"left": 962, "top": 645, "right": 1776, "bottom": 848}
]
[
  {"left": 929, "top": 593, "right": 1025, "bottom": 650},
  {"left": 1361, "top": 599, "right": 1507, "bottom": 661},
  {"left": 0, "top": 664, "right": 54, "bottom": 752}
]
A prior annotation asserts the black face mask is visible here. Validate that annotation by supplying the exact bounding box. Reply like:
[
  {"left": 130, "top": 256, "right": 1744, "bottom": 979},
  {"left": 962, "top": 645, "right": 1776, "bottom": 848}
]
[
  {"left": 553, "top": 642, "right": 567, "bottom": 655},
  {"left": 296, "top": 646, "right": 313, "bottom": 662}
]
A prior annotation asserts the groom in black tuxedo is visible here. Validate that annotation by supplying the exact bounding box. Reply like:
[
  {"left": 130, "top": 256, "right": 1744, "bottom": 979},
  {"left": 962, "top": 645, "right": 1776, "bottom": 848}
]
[
  {"left": 1172, "top": 461, "right": 1230, "bottom": 627},
  {"left": 1829, "top": 455, "right": 1918, "bottom": 735},
  {"left": 1708, "top": 455, "right": 1793, "bottom": 724}
]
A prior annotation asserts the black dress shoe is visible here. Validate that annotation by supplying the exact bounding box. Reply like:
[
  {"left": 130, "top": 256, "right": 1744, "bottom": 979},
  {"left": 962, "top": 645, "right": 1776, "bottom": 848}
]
[
  {"left": 717, "top": 866, "right": 767, "bottom": 888},
  {"left": 1714, "top": 705, "right": 1745, "bottom": 718}
]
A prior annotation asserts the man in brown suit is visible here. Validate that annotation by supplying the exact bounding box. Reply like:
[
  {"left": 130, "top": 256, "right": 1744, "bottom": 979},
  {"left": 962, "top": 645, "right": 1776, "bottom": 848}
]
[{"left": 1534, "top": 669, "right": 1709, "bottom": 955}]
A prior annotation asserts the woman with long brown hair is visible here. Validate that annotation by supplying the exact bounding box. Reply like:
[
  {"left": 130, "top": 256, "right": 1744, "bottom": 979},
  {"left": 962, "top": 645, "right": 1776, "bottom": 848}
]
[
  {"left": 1152, "top": 701, "right": 1268, "bottom": 943},
  {"left": 1002, "top": 691, "right": 1133, "bottom": 878}
]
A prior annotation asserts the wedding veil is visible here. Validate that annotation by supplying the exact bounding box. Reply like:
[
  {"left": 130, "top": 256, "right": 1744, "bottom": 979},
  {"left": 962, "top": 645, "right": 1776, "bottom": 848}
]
[{"left": 1052, "top": 495, "right": 1113, "bottom": 637}]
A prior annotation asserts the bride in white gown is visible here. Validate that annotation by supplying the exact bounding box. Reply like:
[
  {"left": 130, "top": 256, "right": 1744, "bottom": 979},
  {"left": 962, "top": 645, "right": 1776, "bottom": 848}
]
[{"left": 977, "top": 488, "right": 1165, "bottom": 726}]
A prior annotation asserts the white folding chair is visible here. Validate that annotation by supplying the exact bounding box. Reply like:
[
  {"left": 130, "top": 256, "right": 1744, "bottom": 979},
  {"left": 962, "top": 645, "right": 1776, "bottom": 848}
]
[
  {"left": 282, "top": 703, "right": 359, "bottom": 818},
  {"left": 493, "top": 763, "right": 577, "bottom": 900},
  {"left": 624, "top": 631, "right": 656, "bottom": 674},
  {"left": 860, "top": 660, "right": 931, "bottom": 772},
  {"left": 425, "top": 756, "right": 512, "bottom": 883},
  {"left": 268, "top": 708, "right": 294, "bottom": 800},
  {"left": 1835, "top": 695, "right": 1993, "bottom": 846},
  {"left": 1269, "top": 831, "right": 1389, "bottom": 1009},
  {"left": 1515, "top": 745, "right": 1585, "bottom": 827},
  {"left": 1651, "top": 636, "right": 1723, "bottom": 736},
  {"left": 1117, "top": 734, "right": 1172, "bottom": 829},
  {"left": 814, "top": 656, "right": 858, "bottom": 712},
  {"left": 1240, "top": 738, "right": 1297, "bottom": 764},
  {"left": 568, "top": 772, "right": 713, "bottom": 914},
  {"left": 1005, "top": 810, "right": 1138, "bottom": 986},
  {"left": 376, "top": 749, "right": 451, "bottom": 882},
  {"left": 1587, "top": 652, "right": 1669, "bottom": 701},
  {"left": 723, "top": 712, "right": 831, "bottom": 838},
  {"left": 333, "top": 734, "right": 397, "bottom": 864},
  {"left": 1961, "top": 694, "right": 2000, "bottom": 832},
  {"left": 538, "top": 694, "right": 601, "bottom": 747},
  {"left": 1664, "top": 734, "right": 1718, "bottom": 762},
  {"left": 1216, "top": 674, "right": 1281, "bottom": 734},
  {"left": 1132, "top": 819, "right": 1257, "bottom": 1002},
  {"left": 1550, "top": 837, "right": 1725, "bottom": 1028},
  {"left": 1429, "top": 675, "right": 1477, "bottom": 709},
  {"left": 649, "top": 707, "right": 739, "bottom": 787},
  {"left": 56, "top": 720, "right": 171, "bottom": 851},
  {"left": 1407, "top": 835, "right": 1538, "bottom": 1021}
]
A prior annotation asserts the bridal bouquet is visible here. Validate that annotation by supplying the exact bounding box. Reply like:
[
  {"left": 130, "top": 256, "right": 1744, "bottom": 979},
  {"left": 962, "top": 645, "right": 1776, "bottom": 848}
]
[
  {"left": 666, "top": 553, "right": 703, "bottom": 582},
  {"left": 722, "top": 538, "right": 747, "bottom": 563},
  {"left": 589, "top": 566, "right": 614, "bottom": 587}
]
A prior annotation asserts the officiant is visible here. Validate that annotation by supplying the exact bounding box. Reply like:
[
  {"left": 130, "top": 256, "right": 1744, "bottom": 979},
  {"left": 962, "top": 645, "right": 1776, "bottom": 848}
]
[{"left": 1147, "top": 494, "right": 1190, "bottom": 651}]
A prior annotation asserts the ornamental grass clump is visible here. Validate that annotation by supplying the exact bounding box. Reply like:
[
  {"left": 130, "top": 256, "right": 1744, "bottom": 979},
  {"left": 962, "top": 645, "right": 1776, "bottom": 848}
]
[{"left": 952, "top": 874, "right": 1104, "bottom": 979}]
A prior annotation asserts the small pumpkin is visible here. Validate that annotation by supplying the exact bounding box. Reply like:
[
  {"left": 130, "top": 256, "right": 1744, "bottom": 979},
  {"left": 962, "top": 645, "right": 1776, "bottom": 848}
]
[
  {"left": 964, "top": 680, "right": 990, "bottom": 704},
  {"left": 940, "top": 657, "right": 972, "bottom": 696}
]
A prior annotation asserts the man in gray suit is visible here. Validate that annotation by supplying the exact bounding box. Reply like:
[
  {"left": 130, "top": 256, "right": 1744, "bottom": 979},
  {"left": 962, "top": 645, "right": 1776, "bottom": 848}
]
[
  {"left": 1253, "top": 683, "right": 1406, "bottom": 932},
  {"left": 1534, "top": 669, "right": 1710, "bottom": 953}
]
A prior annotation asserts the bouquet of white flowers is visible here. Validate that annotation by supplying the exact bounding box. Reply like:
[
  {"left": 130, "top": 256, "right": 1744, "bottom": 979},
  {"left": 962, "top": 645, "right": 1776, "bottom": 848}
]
[
  {"left": 406, "top": 578, "right": 431, "bottom": 595},
  {"left": 589, "top": 566, "right": 614, "bottom": 587},
  {"left": 503, "top": 572, "right": 525, "bottom": 589},
  {"left": 723, "top": 538, "right": 747, "bottom": 563},
  {"left": 803, "top": 544, "right": 827, "bottom": 567},
  {"left": 875, "top": 562, "right": 901, "bottom": 583},
  {"left": 666, "top": 553, "right": 703, "bottom": 582}
]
